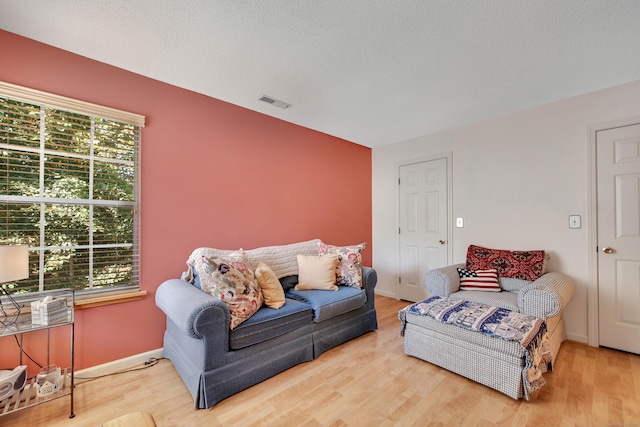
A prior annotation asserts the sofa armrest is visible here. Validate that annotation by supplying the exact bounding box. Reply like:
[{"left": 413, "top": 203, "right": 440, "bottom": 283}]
[
  {"left": 423, "top": 263, "right": 465, "bottom": 297},
  {"left": 517, "top": 272, "right": 575, "bottom": 319},
  {"left": 361, "top": 267, "right": 377, "bottom": 310},
  {"left": 156, "top": 279, "right": 231, "bottom": 370},
  {"left": 156, "top": 279, "right": 230, "bottom": 340}
]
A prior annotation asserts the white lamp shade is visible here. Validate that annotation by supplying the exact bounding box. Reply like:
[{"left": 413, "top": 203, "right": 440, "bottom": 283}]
[{"left": 0, "top": 245, "right": 29, "bottom": 283}]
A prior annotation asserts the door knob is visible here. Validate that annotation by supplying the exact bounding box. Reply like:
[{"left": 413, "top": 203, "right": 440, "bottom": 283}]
[
  {"left": 439, "top": 240, "right": 445, "bottom": 245},
  {"left": 602, "top": 247, "right": 615, "bottom": 254}
]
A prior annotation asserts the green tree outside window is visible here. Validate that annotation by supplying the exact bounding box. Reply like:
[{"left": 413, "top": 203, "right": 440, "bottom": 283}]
[{"left": 0, "top": 97, "right": 139, "bottom": 295}]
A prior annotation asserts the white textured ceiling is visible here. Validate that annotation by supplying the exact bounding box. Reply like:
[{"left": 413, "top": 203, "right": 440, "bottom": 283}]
[{"left": 1, "top": 1, "right": 639, "bottom": 148}]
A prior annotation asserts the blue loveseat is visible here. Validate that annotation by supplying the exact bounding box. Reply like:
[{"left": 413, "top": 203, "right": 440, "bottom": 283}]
[{"left": 155, "top": 239, "right": 378, "bottom": 409}]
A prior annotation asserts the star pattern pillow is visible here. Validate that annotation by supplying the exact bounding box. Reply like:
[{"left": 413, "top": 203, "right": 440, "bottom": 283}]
[{"left": 457, "top": 268, "right": 501, "bottom": 292}]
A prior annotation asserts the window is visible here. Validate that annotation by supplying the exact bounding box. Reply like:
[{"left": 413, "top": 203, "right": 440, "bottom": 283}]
[{"left": 0, "top": 81, "right": 145, "bottom": 296}]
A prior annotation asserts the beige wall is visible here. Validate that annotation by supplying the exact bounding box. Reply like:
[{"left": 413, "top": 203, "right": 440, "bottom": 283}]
[{"left": 372, "top": 79, "right": 640, "bottom": 343}]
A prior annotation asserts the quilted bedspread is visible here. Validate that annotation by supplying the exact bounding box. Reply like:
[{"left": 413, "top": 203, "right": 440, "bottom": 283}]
[{"left": 399, "top": 296, "right": 552, "bottom": 395}]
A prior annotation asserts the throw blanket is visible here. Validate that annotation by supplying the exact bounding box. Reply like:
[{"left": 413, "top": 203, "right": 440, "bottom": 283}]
[
  {"left": 184, "top": 239, "right": 321, "bottom": 282},
  {"left": 399, "top": 296, "right": 552, "bottom": 397}
]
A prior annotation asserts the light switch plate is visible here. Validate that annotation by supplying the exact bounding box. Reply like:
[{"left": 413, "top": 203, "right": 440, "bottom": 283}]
[
  {"left": 569, "top": 215, "right": 581, "bottom": 229},
  {"left": 456, "top": 218, "right": 464, "bottom": 228}
]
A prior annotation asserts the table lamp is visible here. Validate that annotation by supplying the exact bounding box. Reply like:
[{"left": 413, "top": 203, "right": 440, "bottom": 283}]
[{"left": 0, "top": 245, "right": 29, "bottom": 327}]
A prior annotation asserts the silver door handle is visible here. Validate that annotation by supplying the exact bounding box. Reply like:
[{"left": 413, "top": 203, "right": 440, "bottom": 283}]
[
  {"left": 602, "top": 247, "right": 615, "bottom": 254},
  {"left": 439, "top": 240, "right": 445, "bottom": 245}
]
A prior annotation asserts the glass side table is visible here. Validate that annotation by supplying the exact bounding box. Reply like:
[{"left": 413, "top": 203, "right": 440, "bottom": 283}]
[{"left": 0, "top": 288, "right": 75, "bottom": 418}]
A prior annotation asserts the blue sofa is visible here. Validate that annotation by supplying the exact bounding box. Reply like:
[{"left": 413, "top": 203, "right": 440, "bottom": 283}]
[{"left": 155, "top": 240, "right": 378, "bottom": 409}]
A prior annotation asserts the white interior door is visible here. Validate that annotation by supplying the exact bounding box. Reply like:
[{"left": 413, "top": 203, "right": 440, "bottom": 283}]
[
  {"left": 597, "top": 123, "right": 640, "bottom": 355},
  {"left": 398, "top": 158, "right": 449, "bottom": 302}
]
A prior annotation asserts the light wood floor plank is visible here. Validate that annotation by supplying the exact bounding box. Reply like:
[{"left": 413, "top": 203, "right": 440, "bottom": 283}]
[{"left": 1, "top": 295, "right": 639, "bottom": 426}]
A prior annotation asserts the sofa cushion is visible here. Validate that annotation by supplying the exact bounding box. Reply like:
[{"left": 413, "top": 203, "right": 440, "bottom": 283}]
[
  {"left": 286, "top": 286, "right": 366, "bottom": 323},
  {"left": 229, "top": 298, "right": 313, "bottom": 350},
  {"left": 403, "top": 309, "right": 526, "bottom": 359},
  {"left": 466, "top": 244, "right": 548, "bottom": 281},
  {"left": 449, "top": 289, "right": 519, "bottom": 312},
  {"left": 499, "top": 277, "right": 533, "bottom": 293},
  {"left": 317, "top": 241, "right": 366, "bottom": 289}
]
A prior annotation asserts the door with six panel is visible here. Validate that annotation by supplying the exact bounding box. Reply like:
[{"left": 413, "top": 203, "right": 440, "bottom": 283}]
[
  {"left": 398, "top": 158, "right": 449, "bottom": 302},
  {"left": 597, "top": 123, "right": 640, "bottom": 355}
]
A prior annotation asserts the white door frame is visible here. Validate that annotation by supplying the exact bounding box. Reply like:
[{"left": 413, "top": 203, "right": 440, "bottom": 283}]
[
  {"left": 395, "top": 152, "right": 453, "bottom": 299},
  {"left": 587, "top": 114, "right": 640, "bottom": 347}
]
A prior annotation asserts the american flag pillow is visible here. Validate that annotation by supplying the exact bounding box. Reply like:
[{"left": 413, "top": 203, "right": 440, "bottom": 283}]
[{"left": 457, "top": 268, "right": 501, "bottom": 292}]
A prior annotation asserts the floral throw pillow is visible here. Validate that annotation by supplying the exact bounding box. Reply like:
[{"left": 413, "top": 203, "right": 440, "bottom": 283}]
[
  {"left": 194, "top": 249, "right": 264, "bottom": 329},
  {"left": 317, "top": 242, "right": 366, "bottom": 289},
  {"left": 466, "top": 244, "right": 547, "bottom": 281}
]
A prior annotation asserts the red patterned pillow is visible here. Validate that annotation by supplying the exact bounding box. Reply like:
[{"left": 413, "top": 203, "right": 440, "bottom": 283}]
[{"left": 466, "top": 245, "right": 547, "bottom": 281}]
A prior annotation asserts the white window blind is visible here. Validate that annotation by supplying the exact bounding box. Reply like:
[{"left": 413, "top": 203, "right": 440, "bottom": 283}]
[{"left": 0, "top": 81, "right": 144, "bottom": 296}]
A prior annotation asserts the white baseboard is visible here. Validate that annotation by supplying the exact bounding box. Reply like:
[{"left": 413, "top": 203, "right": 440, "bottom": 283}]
[
  {"left": 374, "top": 290, "right": 397, "bottom": 299},
  {"left": 566, "top": 333, "right": 588, "bottom": 344},
  {"left": 73, "top": 348, "right": 163, "bottom": 384}
]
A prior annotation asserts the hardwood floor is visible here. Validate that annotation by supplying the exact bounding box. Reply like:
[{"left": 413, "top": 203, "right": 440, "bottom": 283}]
[{"left": 3, "top": 295, "right": 639, "bottom": 426}]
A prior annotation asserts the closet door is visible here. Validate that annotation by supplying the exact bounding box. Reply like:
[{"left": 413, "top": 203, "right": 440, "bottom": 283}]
[{"left": 398, "top": 158, "right": 449, "bottom": 302}]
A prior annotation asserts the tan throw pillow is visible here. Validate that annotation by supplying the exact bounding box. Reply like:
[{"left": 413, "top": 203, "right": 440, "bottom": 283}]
[
  {"left": 255, "top": 261, "right": 285, "bottom": 309},
  {"left": 295, "top": 254, "right": 339, "bottom": 291}
]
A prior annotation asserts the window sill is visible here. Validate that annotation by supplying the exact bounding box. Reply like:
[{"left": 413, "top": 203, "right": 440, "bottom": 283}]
[{"left": 74, "top": 290, "right": 147, "bottom": 310}]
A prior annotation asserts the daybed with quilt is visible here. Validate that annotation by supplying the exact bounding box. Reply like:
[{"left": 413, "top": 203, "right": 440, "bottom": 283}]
[{"left": 400, "top": 244, "right": 575, "bottom": 400}]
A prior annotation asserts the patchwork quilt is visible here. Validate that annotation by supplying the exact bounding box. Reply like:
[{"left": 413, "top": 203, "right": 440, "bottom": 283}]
[{"left": 399, "top": 296, "right": 552, "bottom": 395}]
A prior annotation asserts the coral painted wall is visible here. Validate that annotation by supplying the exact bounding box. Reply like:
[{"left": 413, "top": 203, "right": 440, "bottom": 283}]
[{"left": 0, "top": 30, "right": 372, "bottom": 371}]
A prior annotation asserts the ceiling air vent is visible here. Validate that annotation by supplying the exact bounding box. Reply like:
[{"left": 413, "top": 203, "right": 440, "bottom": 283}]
[{"left": 258, "top": 94, "right": 292, "bottom": 109}]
